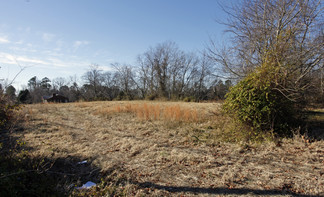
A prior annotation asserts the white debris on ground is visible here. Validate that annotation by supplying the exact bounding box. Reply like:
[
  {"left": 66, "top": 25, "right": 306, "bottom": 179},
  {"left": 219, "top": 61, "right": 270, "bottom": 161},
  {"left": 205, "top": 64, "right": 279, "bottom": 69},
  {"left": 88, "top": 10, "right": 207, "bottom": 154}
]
[
  {"left": 77, "top": 160, "right": 88, "bottom": 165},
  {"left": 76, "top": 181, "right": 96, "bottom": 189}
]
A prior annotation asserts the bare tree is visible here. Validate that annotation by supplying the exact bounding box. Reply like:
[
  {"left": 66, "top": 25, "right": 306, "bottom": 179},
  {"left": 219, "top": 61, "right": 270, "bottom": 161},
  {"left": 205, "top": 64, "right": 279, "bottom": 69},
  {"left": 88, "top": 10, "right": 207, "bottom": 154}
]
[
  {"left": 82, "top": 64, "right": 104, "bottom": 98},
  {"left": 193, "top": 52, "right": 214, "bottom": 100},
  {"left": 169, "top": 52, "right": 199, "bottom": 99},
  {"left": 102, "top": 72, "right": 113, "bottom": 88},
  {"left": 138, "top": 41, "right": 189, "bottom": 99},
  {"left": 52, "top": 77, "right": 69, "bottom": 91},
  {"left": 112, "top": 63, "right": 136, "bottom": 99},
  {"left": 208, "top": 0, "right": 323, "bottom": 102},
  {"left": 152, "top": 42, "right": 179, "bottom": 98},
  {"left": 137, "top": 55, "right": 151, "bottom": 98}
]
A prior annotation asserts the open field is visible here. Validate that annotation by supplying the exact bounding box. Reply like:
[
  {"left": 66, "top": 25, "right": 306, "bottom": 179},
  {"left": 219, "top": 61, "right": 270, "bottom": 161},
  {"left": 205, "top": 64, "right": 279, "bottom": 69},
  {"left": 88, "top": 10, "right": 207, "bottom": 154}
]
[{"left": 16, "top": 101, "right": 324, "bottom": 196}]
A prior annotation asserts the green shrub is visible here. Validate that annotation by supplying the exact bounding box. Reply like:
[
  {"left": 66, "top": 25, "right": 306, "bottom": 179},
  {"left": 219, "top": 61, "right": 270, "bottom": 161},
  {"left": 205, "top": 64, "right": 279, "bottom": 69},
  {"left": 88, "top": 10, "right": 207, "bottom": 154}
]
[
  {"left": 183, "top": 96, "right": 195, "bottom": 102},
  {"left": 223, "top": 63, "right": 298, "bottom": 139}
]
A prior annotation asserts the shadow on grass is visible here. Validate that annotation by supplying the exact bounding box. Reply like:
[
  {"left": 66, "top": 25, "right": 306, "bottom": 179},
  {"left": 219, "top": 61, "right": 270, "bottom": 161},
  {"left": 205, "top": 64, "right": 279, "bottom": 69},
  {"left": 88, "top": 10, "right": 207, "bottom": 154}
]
[
  {"left": 133, "top": 181, "right": 320, "bottom": 197},
  {"left": 0, "top": 156, "right": 102, "bottom": 197},
  {"left": 304, "top": 110, "right": 324, "bottom": 140},
  {"left": 0, "top": 128, "right": 102, "bottom": 197}
]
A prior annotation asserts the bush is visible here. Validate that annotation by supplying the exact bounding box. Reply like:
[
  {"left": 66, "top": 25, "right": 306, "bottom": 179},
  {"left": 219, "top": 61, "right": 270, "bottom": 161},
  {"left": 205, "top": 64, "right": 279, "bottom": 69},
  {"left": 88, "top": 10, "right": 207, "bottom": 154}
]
[
  {"left": 17, "top": 89, "right": 31, "bottom": 104},
  {"left": 145, "top": 94, "right": 158, "bottom": 101},
  {"left": 223, "top": 63, "right": 298, "bottom": 139},
  {"left": 183, "top": 96, "right": 195, "bottom": 102},
  {"left": 0, "top": 91, "right": 19, "bottom": 129}
]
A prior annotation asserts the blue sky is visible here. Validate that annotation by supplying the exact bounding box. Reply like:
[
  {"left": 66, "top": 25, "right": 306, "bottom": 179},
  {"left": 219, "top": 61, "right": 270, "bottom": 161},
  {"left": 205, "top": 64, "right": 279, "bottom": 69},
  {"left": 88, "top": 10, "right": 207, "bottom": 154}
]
[{"left": 0, "top": 0, "right": 232, "bottom": 90}]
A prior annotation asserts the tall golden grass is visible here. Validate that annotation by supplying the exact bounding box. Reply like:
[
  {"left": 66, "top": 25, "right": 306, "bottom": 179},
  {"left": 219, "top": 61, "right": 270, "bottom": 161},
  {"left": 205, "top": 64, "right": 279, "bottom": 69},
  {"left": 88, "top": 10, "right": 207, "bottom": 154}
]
[{"left": 94, "top": 103, "right": 202, "bottom": 122}]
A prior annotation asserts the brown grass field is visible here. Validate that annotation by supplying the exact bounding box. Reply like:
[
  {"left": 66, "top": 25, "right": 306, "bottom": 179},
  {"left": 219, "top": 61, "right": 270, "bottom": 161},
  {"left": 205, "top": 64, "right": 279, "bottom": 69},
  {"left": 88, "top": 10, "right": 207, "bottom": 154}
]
[{"left": 16, "top": 101, "right": 324, "bottom": 196}]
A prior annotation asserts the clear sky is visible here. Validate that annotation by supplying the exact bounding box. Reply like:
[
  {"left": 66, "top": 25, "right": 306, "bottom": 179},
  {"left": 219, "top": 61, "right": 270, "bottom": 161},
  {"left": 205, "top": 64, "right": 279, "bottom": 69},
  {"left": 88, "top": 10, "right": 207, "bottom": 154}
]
[{"left": 0, "top": 0, "right": 232, "bottom": 90}]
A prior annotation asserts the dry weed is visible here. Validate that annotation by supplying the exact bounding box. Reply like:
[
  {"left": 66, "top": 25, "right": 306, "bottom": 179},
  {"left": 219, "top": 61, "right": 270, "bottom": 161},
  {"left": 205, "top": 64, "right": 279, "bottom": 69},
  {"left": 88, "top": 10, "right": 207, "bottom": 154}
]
[
  {"left": 93, "top": 102, "right": 206, "bottom": 123},
  {"left": 17, "top": 101, "right": 324, "bottom": 196}
]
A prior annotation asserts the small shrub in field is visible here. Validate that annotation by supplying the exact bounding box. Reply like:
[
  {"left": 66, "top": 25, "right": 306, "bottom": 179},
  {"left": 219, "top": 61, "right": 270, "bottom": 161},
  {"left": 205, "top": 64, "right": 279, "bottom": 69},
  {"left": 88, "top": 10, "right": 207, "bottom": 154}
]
[
  {"left": 223, "top": 63, "right": 298, "bottom": 140},
  {"left": 183, "top": 96, "right": 195, "bottom": 102}
]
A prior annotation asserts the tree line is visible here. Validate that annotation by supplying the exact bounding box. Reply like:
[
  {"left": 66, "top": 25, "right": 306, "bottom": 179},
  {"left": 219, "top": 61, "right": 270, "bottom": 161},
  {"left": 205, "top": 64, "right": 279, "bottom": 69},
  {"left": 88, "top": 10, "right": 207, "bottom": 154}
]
[{"left": 2, "top": 41, "right": 234, "bottom": 103}]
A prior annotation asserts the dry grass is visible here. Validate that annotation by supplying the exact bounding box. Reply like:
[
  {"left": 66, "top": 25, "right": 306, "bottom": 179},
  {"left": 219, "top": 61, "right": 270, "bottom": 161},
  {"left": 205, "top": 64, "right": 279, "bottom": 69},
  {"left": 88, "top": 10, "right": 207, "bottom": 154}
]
[
  {"left": 17, "top": 101, "right": 324, "bottom": 196},
  {"left": 94, "top": 103, "right": 202, "bottom": 123}
]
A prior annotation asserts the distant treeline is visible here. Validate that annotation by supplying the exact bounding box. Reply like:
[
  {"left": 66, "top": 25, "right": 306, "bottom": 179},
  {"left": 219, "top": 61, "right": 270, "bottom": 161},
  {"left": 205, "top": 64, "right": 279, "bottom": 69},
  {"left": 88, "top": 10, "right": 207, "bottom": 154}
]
[{"left": 5, "top": 42, "right": 234, "bottom": 103}]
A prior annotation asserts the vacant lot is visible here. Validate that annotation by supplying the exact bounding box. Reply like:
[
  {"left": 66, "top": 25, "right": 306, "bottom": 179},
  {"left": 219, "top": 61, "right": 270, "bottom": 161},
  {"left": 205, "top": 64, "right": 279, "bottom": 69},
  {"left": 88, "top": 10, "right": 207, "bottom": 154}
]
[{"left": 18, "top": 101, "right": 324, "bottom": 196}]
